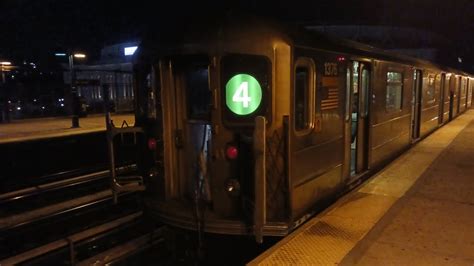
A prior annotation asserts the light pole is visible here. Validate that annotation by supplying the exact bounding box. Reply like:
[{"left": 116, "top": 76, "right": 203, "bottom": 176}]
[
  {"left": 0, "top": 61, "right": 11, "bottom": 84},
  {"left": 0, "top": 61, "right": 12, "bottom": 123},
  {"left": 56, "top": 52, "right": 86, "bottom": 128}
]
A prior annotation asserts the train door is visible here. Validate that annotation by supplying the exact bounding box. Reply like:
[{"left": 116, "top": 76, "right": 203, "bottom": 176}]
[
  {"left": 457, "top": 77, "right": 462, "bottom": 113},
  {"left": 460, "top": 77, "right": 467, "bottom": 112},
  {"left": 411, "top": 69, "right": 422, "bottom": 141},
  {"left": 438, "top": 74, "right": 445, "bottom": 125},
  {"left": 443, "top": 74, "right": 451, "bottom": 123},
  {"left": 169, "top": 57, "right": 212, "bottom": 200},
  {"left": 468, "top": 79, "right": 473, "bottom": 108},
  {"left": 449, "top": 75, "right": 457, "bottom": 120},
  {"left": 348, "top": 61, "right": 370, "bottom": 178}
]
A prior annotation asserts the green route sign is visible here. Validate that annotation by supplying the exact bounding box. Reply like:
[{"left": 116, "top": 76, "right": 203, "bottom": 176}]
[{"left": 225, "top": 74, "right": 262, "bottom": 115}]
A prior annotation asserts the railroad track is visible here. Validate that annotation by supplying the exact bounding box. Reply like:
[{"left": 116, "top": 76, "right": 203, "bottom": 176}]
[
  {"left": 1, "top": 210, "right": 165, "bottom": 265},
  {"left": 0, "top": 164, "right": 136, "bottom": 216},
  {"left": 0, "top": 167, "right": 166, "bottom": 265}
]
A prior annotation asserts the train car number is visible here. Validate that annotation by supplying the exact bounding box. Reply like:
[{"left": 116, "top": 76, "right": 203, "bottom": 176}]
[{"left": 324, "top": 62, "right": 338, "bottom": 76}]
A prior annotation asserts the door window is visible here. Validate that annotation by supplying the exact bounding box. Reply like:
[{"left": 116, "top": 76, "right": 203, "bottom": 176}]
[
  {"left": 386, "top": 71, "right": 403, "bottom": 111},
  {"left": 294, "top": 57, "right": 315, "bottom": 132},
  {"left": 183, "top": 66, "right": 211, "bottom": 120},
  {"left": 360, "top": 68, "right": 369, "bottom": 117}
]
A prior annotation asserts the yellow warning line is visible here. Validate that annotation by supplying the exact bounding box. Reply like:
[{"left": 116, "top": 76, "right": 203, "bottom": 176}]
[{"left": 249, "top": 110, "right": 474, "bottom": 265}]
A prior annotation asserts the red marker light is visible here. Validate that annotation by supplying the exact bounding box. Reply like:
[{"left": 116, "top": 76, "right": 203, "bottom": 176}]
[
  {"left": 148, "top": 138, "right": 157, "bottom": 150},
  {"left": 226, "top": 145, "right": 238, "bottom": 160},
  {"left": 337, "top": 56, "right": 346, "bottom": 62}
]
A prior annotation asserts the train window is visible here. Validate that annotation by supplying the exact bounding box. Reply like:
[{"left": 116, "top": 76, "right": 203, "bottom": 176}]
[
  {"left": 469, "top": 80, "right": 473, "bottom": 101},
  {"left": 146, "top": 72, "right": 156, "bottom": 119},
  {"left": 386, "top": 71, "right": 403, "bottom": 111},
  {"left": 172, "top": 56, "right": 211, "bottom": 121},
  {"left": 135, "top": 64, "right": 160, "bottom": 121},
  {"left": 294, "top": 58, "right": 315, "bottom": 133},
  {"left": 435, "top": 74, "right": 441, "bottom": 101},
  {"left": 445, "top": 74, "right": 451, "bottom": 99},
  {"left": 461, "top": 78, "right": 467, "bottom": 97},
  {"left": 361, "top": 68, "right": 369, "bottom": 117},
  {"left": 221, "top": 54, "right": 271, "bottom": 126},
  {"left": 184, "top": 66, "right": 211, "bottom": 120},
  {"left": 352, "top": 62, "right": 359, "bottom": 94},
  {"left": 345, "top": 67, "right": 351, "bottom": 121},
  {"left": 425, "top": 75, "right": 436, "bottom": 104}
]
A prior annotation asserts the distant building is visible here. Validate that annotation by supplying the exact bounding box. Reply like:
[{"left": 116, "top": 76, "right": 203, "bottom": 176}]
[{"left": 63, "top": 41, "right": 139, "bottom": 113}]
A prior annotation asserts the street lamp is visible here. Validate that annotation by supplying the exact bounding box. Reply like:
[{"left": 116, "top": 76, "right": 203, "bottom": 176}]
[
  {"left": 0, "top": 61, "right": 12, "bottom": 84},
  {"left": 55, "top": 52, "right": 86, "bottom": 128}
]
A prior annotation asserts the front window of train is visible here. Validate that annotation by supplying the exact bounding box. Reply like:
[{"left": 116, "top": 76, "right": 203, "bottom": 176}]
[{"left": 135, "top": 64, "right": 160, "bottom": 124}]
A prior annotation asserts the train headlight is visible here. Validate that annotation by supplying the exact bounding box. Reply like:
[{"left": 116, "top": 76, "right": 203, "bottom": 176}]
[{"left": 225, "top": 178, "right": 240, "bottom": 197}]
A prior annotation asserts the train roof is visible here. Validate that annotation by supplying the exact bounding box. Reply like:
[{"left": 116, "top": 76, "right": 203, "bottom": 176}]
[{"left": 136, "top": 16, "right": 472, "bottom": 76}]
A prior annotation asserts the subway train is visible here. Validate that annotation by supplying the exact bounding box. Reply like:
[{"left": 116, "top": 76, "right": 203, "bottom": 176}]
[{"left": 114, "top": 17, "right": 474, "bottom": 243}]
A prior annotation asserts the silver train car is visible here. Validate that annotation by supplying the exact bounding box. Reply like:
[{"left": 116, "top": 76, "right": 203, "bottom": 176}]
[{"left": 125, "top": 17, "right": 474, "bottom": 242}]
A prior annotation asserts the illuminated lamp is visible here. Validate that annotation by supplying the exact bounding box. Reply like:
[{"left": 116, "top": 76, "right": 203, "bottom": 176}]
[
  {"left": 124, "top": 46, "right": 138, "bottom": 56},
  {"left": 226, "top": 145, "right": 238, "bottom": 160}
]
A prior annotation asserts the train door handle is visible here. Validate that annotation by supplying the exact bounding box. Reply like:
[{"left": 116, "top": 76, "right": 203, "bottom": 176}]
[{"left": 174, "top": 129, "right": 184, "bottom": 149}]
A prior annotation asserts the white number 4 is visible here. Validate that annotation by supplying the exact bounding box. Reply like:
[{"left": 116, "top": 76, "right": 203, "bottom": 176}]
[{"left": 232, "top": 81, "right": 251, "bottom": 108}]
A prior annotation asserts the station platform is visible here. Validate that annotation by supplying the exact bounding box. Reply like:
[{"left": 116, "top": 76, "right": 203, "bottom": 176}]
[
  {"left": 250, "top": 110, "right": 474, "bottom": 265},
  {"left": 0, "top": 114, "right": 135, "bottom": 144}
]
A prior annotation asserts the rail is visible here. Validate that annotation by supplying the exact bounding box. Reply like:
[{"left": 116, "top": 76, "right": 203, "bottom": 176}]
[
  {"left": 0, "top": 190, "right": 141, "bottom": 261},
  {"left": 0, "top": 165, "right": 135, "bottom": 205},
  {"left": 0, "top": 212, "right": 164, "bottom": 265},
  {"left": 104, "top": 84, "right": 145, "bottom": 203}
]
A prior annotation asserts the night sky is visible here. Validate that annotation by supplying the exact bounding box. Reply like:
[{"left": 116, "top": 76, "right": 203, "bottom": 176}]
[{"left": 1, "top": 0, "right": 473, "bottom": 68}]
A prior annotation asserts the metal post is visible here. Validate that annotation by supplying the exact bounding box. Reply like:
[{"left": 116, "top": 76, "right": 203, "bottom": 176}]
[
  {"left": 1, "top": 65, "right": 5, "bottom": 84},
  {"left": 254, "top": 116, "right": 266, "bottom": 243},
  {"left": 1, "top": 65, "right": 5, "bottom": 123},
  {"left": 69, "top": 54, "right": 80, "bottom": 128}
]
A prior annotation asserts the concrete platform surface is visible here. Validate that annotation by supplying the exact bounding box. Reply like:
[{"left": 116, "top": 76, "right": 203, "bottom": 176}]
[
  {"left": 0, "top": 114, "right": 135, "bottom": 144},
  {"left": 250, "top": 110, "right": 474, "bottom": 266}
]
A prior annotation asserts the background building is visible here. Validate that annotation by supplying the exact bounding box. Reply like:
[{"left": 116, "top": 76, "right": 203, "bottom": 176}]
[{"left": 63, "top": 41, "right": 139, "bottom": 114}]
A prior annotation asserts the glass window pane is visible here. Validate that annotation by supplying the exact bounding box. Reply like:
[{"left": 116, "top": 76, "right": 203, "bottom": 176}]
[
  {"left": 361, "top": 69, "right": 369, "bottom": 116},
  {"left": 461, "top": 78, "right": 467, "bottom": 97},
  {"left": 345, "top": 68, "right": 351, "bottom": 120},
  {"left": 386, "top": 71, "right": 403, "bottom": 111},
  {"left": 184, "top": 66, "right": 210, "bottom": 120},
  {"left": 425, "top": 75, "right": 435, "bottom": 103},
  {"left": 387, "top": 72, "right": 402, "bottom": 83},
  {"left": 295, "top": 67, "right": 309, "bottom": 130}
]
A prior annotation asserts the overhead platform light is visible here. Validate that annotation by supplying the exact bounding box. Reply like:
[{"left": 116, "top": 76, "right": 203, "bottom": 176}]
[{"left": 124, "top": 46, "right": 138, "bottom": 56}]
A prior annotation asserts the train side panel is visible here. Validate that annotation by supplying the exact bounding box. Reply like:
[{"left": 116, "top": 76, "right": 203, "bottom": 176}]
[
  {"left": 369, "top": 61, "right": 412, "bottom": 167},
  {"left": 442, "top": 74, "right": 452, "bottom": 123},
  {"left": 451, "top": 75, "right": 459, "bottom": 118},
  {"left": 289, "top": 48, "right": 345, "bottom": 221},
  {"left": 419, "top": 70, "right": 441, "bottom": 138}
]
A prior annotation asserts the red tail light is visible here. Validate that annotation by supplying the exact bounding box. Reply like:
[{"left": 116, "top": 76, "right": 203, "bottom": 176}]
[
  {"left": 148, "top": 138, "right": 157, "bottom": 150},
  {"left": 226, "top": 145, "right": 238, "bottom": 160}
]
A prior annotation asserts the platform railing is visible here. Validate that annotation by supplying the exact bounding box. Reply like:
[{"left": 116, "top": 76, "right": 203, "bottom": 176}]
[{"left": 103, "top": 84, "right": 145, "bottom": 203}]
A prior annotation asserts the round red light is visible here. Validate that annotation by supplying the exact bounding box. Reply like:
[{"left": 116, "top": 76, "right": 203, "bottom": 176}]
[
  {"left": 226, "top": 146, "right": 238, "bottom": 160},
  {"left": 148, "top": 138, "right": 157, "bottom": 150}
]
